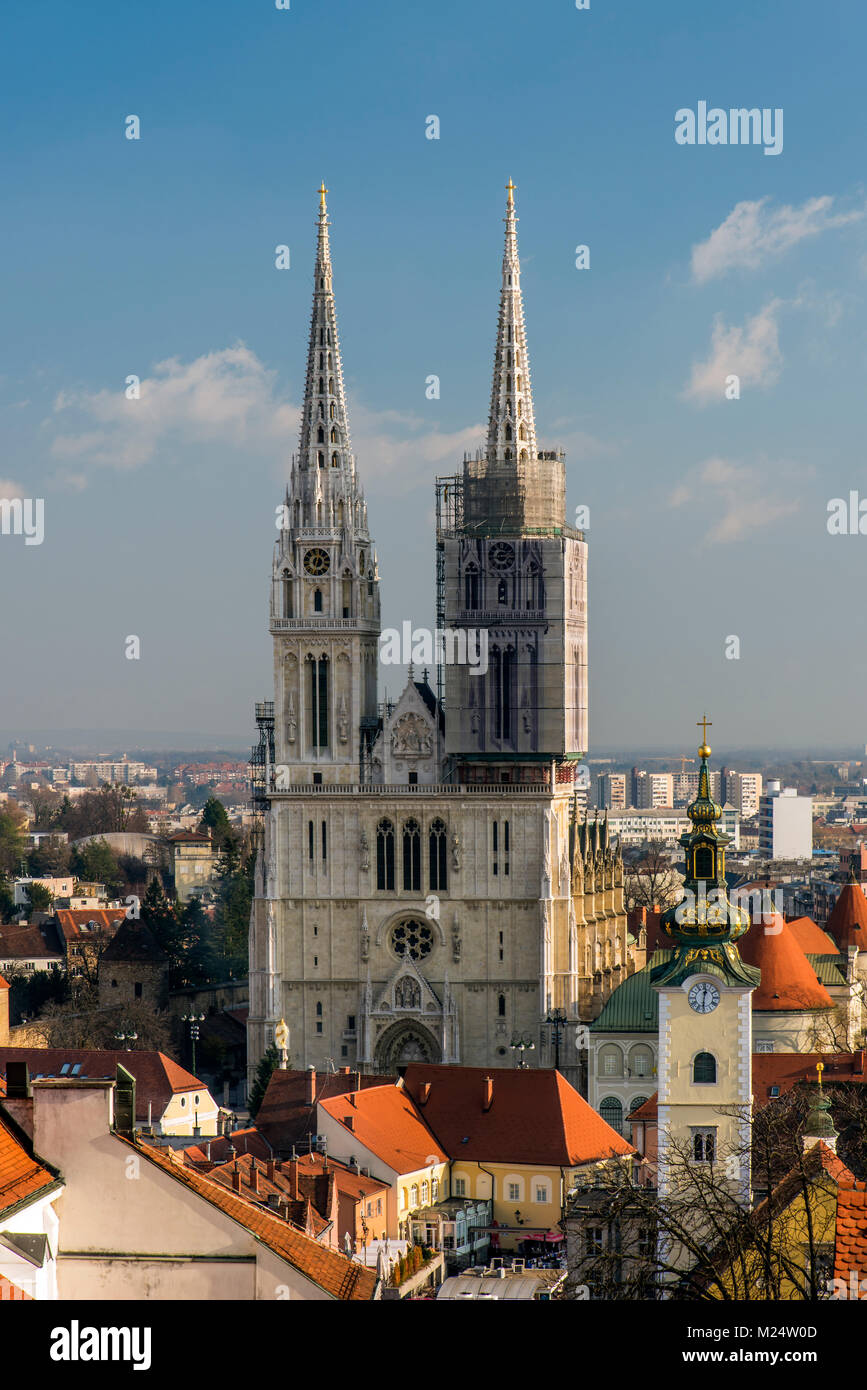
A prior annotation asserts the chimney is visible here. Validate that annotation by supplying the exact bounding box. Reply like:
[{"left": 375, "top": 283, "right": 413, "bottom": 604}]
[
  {"left": 2, "top": 1062, "right": 33, "bottom": 1138},
  {"left": 419, "top": 1081, "right": 431, "bottom": 1105},
  {"left": 267, "top": 1159, "right": 276, "bottom": 1181},
  {"left": 352, "top": 1070, "right": 361, "bottom": 1091},
  {"left": 482, "top": 1075, "right": 493, "bottom": 1112},
  {"left": 0, "top": 976, "right": 10, "bottom": 1046},
  {"left": 289, "top": 1160, "right": 300, "bottom": 1200},
  {"left": 205, "top": 1141, "right": 212, "bottom": 1161},
  {"left": 232, "top": 1167, "right": 242, "bottom": 1194},
  {"left": 250, "top": 1160, "right": 260, "bottom": 1195},
  {"left": 341, "top": 1066, "right": 351, "bottom": 1074},
  {"left": 305, "top": 1065, "right": 317, "bottom": 1105}
]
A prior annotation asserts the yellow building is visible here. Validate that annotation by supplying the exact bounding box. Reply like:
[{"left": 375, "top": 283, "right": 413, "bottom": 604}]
[
  {"left": 401, "top": 1063, "right": 633, "bottom": 1254},
  {"left": 651, "top": 725, "right": 759, "bottom": 1205}
]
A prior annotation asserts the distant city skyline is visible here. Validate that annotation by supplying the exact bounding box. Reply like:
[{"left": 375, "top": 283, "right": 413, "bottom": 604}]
[{"left": 3, "top": 1, "right": 867, "bottom": 747}]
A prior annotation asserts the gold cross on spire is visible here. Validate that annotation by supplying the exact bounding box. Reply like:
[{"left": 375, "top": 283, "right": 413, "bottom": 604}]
[
  {"left": 697, "top": 714, "right": 712, "bottom": 743},
  {"left": 506, "top": 177, "right": 515, "bottom": 207},
  {"left": 318, "top": 181, "right": 328, "bottom": 211}
]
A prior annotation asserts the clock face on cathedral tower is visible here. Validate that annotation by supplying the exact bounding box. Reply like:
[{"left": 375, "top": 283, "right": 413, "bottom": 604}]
[
  {"left": 488, "top": 541, "right": 515, "bottom": 570},
  {"left": 303, "top": 547, "right": 330, "bottom": 576}
]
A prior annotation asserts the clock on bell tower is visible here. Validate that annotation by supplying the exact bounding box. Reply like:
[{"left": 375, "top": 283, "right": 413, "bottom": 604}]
[{"left": 651, "top": 720, "right": 760, "bottom": 1207}]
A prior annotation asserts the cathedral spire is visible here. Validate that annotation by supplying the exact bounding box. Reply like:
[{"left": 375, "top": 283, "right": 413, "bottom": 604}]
[
  {"left": 297, "top": 183, "right": 355, "bottom": 479},
  {"left": 487, "top": 179, "right": 538, "bottom": 465}
]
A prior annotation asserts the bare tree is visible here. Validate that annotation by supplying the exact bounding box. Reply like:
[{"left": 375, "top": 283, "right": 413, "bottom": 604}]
[{"left": 624, "top": 842, "right": 683, "bottom": 913}]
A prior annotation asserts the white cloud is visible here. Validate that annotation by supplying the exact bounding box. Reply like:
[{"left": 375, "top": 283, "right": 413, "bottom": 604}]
[
  {"left": 684, "top": 301, "right": 783, "bottom": 404},
  {"left": 0, "top": 478, "right": 26, "bottom": 499},
  {"left": 48, "top": 344, "right": 298, "bottom": 475},
  {"left": 349, "top": 399, "right": 484, "bottom": 493},
  {"left": 669, "top": 456, "right": 800, "bottom": 543},
  {"left": 690, "top": 195, "right": 863, "bottom": 284}
]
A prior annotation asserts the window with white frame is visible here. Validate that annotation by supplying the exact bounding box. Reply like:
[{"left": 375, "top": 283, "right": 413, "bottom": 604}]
[
  {"left": 534, "top": 1182, "right": 550, "bottom": 1204},
  {"left": 454, "top": 1177, "right": 466, "bottom": 1196},
  {"left": 507, "top": 1181, "right": 521, "bottom": 1201},
  {"left": 691, "top": 1127, "right": 717, "bottom": 1163}
]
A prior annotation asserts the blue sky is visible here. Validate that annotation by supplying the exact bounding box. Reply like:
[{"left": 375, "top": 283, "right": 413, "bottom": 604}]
[{"left": 2, "top": 0, "right": 866, "bottom": 750}]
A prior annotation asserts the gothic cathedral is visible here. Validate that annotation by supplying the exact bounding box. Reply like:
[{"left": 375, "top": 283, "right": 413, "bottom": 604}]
[{"left": 247, "top": 183, "right": 642, "bottom": 1090}]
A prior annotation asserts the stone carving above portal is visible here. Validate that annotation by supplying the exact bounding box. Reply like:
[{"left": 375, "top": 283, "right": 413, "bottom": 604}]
[{"left": 391, "top": 712, "right": 432, "bottom": 758}]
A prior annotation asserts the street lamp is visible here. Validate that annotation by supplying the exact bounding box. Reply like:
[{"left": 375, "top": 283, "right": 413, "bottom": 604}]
[
  {"left": 545, "top": 1008, "right": 567, "bottom": 1072},
  {"left": 114, "top": 1029, "right": 138, "bottom": 1051},
  {"left": 510, "top": 1036, "right": 535, "bottom": 1069},
  {"left": 182, "top": 1012, "right": 205, "bottom": 1075}
]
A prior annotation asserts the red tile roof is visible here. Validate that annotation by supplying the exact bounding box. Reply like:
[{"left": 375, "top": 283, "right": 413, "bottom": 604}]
[
  {"left": 738, "top": 916, "right": 835, "bottom": 1011},
  {"left": 0, "top": 1273, "right": 32, "bottom": 1300},
  {"left": 256, "top": 1068, "right": 389, "bottom": 1153},
  {"left": 0, "top": 1111, "right": 61, "bottom": 1218},
  {"left": 786, "top": 916, "right": 839, "bottom": 956},
  {"left": 0, "top": 974, "right": 9, "bottom": 991},
  {"left": 834, "top": 1186, "right": 867, "bottom": 1282},
  {"left": 0, "top": 923, "right": 63, "bottom": 961},
  {"left": 627, "top": 1093, "right": 658, "bottom": 1121},
  {"left": 54, "top": 908, "right": 126, "bottom": 944},
  {"left": 0, "top": 1048, "right": 209, "bottom": 1122},
  {"left": 402, "top": 1065, "right": 634, "bottom": 1166},
  {"left": 130, "top": 1138, "right": 376, "bottom": 1300},
  {"left": 319, "top": 1084, "right": 447, "bottom": 1173},
  {"left": 826, "top": 881, "right": 867, "bottom": 952},
  {"left": 752, "top": 1051, "right": 867, "bottom": 1103}
]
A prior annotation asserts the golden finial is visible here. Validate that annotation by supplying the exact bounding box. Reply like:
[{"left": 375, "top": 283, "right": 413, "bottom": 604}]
[
  {"left": 506, "top": 177, "right": 515, "bottom": 208},
  {"left": 816, "top": 1061, "right": 824, "bottom": 1088},
  {"left": 697, "top": 713, "right": 712, "bottom": 760},
  {"left": 318, "top": 181, "right": 328, "bottom": 212}
]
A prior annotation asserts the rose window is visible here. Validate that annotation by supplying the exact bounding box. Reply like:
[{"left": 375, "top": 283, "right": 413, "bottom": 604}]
[{"left": 390, "top": 919, "right": 433, "bottom": 961}]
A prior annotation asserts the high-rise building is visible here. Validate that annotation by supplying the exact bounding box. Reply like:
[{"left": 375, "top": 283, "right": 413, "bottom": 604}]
[
  {"left": 634, "top": 772, "right": 674, "bottom": 810},
  {"left": 723, "top": 771, "right": 763, "bottom": 818},
  {"left": 247, "top": 185, "right": 640, "bottom": 1092},
  {"left": 758, "top": 785, "right": 813, "bottom": 860},
  {"left": 596, "top": 772, "right": 627, "bottom": 810}
]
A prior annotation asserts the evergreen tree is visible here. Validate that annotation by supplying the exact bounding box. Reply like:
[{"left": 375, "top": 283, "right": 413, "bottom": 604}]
[
  {"left": 247, "top": 1044, "right": 280, "bottom": 1118},
  {"left": 139, "top": 878, "right": 183, "bottom": 971},
  {"left": 199, "top": 797, "right": 235, "bottom": 853}
]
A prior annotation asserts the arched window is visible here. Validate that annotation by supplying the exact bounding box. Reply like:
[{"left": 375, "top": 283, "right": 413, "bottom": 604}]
[
  {"left": 694, "top": 845, "right": 714, "bottom": 878},
  {"left": 505, "top": 424, "right": 512, "bottom": 441},
  {"left": 599, "top": 1097, "right": 623, "bottom": 1135},
  {"left": 429, "top": 818, "right": 447, "bottom": 890},
  {"left": 410, "top": 1184, "right": 419, "bottom": 1209},
  {"left": 282, "top": 571, "right": 294, "bottom": 619},
  {"left": 402, "top": 819, "right": 421, "bottom": 892},
  {"left": 317, "top": 451, "right": 324, "bottom": 468},
  {"left": 464, "top": 563, "right": 479, "bottom": 610},
  {"left": 331, "top": 452, "right": 339, "bottom": 467},
  {"left": 421, "top": 1180, "right": 429, "bottom": 1204},
  {"left": 629, "top": 1045, "right": 653, "bottom": 1078},
  {"left": 314, "top": 588, "right": 323, "bottom": 613},
  {"left": 600, "top": 1045, "right": 623, "bottom": 1078},
  {"left": 376, "top": 819, "right": 395, "bottom": 891},
  {"left": 330, "top": 401, "right": 335, "bottom": 419},
  {"left": 330, "top": 428, "right": 338, "bottom": 442},
  {"left": 318, "top": 377, "right": 324, "bottom": 393},
  {"left": 317, "top": 426, "right": 324, "bottom": 442},
  {"left": 328, "top": 377, "right": 334, "bottom": 393},
  {"left": 498, "top": 993, "right": 506, "bottom": 1017},
  {"left": 693, "top": 1052, "right": 717, "bottom": 1084},
  {"left": 307, "top": 654, "right": 328, "bottom": 748}
]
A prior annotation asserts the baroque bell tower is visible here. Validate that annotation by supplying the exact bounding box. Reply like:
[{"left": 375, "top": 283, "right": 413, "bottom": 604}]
[
  {"left": 652, "top": 719, "right": 759, "bottom": 1205},
  {"left": 271, "top": 184, "right": 381, "bottom": 785}
]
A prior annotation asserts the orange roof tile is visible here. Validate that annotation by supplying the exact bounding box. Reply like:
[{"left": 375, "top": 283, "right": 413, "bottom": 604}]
[
  {"left": 834, "top": 1186, "right": 867, "bottom": 1282},
  {"left": 402, "top": 1065, "right": 634, "bottom": 1166},
  {"left": 0, "top": 1112, "right": 62, "bottom": 1218},
  {"left": 0, "top": 1273, "right": 32, "bottom": 1300},
  {"left": 319, "top": 1084, "right": 447, "bottom": 1173},
  {"left": 257, "top": 1068, "right": 389, "bottom": 1153},
  {"left": 752, "top": 1051, "right": 867, "bottom": 1103},
  {"left": 0, "top": 974, "right": 9, "bottom": 991},
  {"left": 628, "top": 1093, "right": 658, "bottom": 1121},
  {"left": 0, "top": 1048, "right": 208, "bottom": 1122},
  {"left": 826, "top": 881, "right": 867, "bottom": 952},
  {"left": 787, "top": 916, "right": 839, "bottom": 956},
  {"left": 54, "top": 908, "right": 127, "bottom": 943},
  {"left": 130, "top": 1139, "right": 376, "bottom": 1300},
  {"left": 738, "top": 916, "right": 835, "bottom": 1011}
]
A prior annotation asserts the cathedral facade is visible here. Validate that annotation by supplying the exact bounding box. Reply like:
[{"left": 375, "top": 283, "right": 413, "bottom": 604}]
[{"left": 247, "top": 183, "right": 641, "bottom": 1091}]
